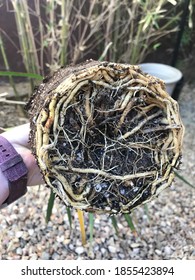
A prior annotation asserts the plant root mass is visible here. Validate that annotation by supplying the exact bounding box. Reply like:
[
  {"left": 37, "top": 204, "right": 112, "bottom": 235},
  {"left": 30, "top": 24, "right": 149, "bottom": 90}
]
[{"left": 26, "top": 60, "right": 184, "bottom": 214}]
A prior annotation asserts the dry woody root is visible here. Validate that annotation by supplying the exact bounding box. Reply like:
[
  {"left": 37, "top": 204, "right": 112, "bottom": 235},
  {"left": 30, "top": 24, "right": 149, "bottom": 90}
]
[{"left": 26, "top": 60, "right": 184, "bottom": 214}]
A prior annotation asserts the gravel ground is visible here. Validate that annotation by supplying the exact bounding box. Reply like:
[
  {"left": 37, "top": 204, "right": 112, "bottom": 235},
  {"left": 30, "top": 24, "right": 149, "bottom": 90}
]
[{"left": 0, "top": 83, "right": 194, "bottom": 260}]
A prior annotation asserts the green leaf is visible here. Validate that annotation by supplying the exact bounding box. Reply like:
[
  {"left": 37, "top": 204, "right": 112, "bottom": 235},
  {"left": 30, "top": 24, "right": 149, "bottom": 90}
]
[
  {"left": 153, "top": 42, "right": 161, "bottom": 50},
  {"left": 124, "top": 213, "right": 137, "bottom": 235},
  {"left": 66, "top": 207, "right": 72, "bottom": 229},
  {"left": 110, "top": 215, "right": 119, "bottom": 235},
  {"left": 46, "top": 189, "right": 55, "bottom": 223},
  {"left": 89, "top": 213, "right": 94, "bottom": 246},
  {"left": 142, "top": 14, "right": 153, "bottom": 31},
  {"left": 0, "top": 71, "right": 43, "bottom": 80},
  {"left": 175, "top": 171, "right": 195, "bottom": 189}
]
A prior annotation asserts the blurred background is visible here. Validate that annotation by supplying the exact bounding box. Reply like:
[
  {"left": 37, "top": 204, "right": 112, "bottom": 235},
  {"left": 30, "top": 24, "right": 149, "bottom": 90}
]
[{"left": 0, "top": 0, "right": 194, "bottom": 78}]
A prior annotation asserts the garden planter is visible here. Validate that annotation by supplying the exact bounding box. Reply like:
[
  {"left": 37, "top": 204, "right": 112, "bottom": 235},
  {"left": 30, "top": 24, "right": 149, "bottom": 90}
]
[
  {"left": 26, "top": 60, "right": 184, "bottom": 214},
  {"left": 139, "top": 63, "right": 182, "bottom": 95}
]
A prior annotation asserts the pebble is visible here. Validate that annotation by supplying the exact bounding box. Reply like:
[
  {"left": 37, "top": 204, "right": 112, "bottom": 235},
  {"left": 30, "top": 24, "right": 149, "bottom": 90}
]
[
  {"left": 164, "top": 246, "right": 172, "bottom": 255},
  {"left": 133, "top": 248, "right": 140, "bottom": 254},
  {"left": 69, "top": 244, "right": 74, "bottom": 250},
  {"left": 108, "top": 246, "right": 117, "bottom": 253},
  {"left": 160, "top": 221, "right": 166, "bottom": 227},
  {"left": 16, "top": 231, "right": 23, "bottom": 238},
  {"left": 16, "top": 247, "right": 23, "bottom": 255},
  {"left": 155, "top": 249, "right": 162, "bottom": 256},
  {"left": 75, "top": 246, "right": 84, "bottom": 255},
  {"left": 94, "top": 245, "right": 99, "bottom": 251},
  {"left": 28, "top": 229, "right": 34, "bottom": 236},
  {"left": 41, "top": 252, "right": 50, "bottom": 260},
  {"left": 118, "top": 253, "right": 125, "bottom": 259},
  {"left": 130, "top": 243, "right": 141, "bottom": 248},
  {"left": 101, "top": 248, "right": 106, "bottom": 255},
  {"left": 76, "top": 240, "right": 82, "bottom": 246},
  {"left": 29, "top": 254, "right": 38, "bottom": 260},
  {"left": 64, "top": 239, "right": 71, "bottom": 245},
  {"left": 57, "top": 235, "right": 64, "bottom": 243},
  {"left": 52, "top": 253, "right": 60, "bottom": 260}
]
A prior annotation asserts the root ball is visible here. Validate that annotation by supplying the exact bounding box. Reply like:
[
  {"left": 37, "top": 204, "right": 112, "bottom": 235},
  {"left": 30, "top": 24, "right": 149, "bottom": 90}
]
[{"left": 26, "top": 60, "right": 184, "bottom": 214}]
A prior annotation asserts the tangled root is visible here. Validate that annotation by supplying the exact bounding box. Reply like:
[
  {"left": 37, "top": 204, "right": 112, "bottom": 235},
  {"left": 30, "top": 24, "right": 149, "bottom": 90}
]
[{"left": 26, "top": 60, "right": 184, "bottom": 214}]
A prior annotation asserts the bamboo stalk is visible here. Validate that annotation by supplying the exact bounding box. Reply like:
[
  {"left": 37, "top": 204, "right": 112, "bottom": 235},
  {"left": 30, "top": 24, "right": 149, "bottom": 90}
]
[
  {"left": 34, "top": 0, "right": 44, "bottom": 75},
  {"left": 0, "top": 35, "right": 19, "bottom": 99},
  {"left": 11, "top": 0, "right": 35, "bottom": 91},
  {"left": 60, "top": 0, "right": 70, "bottom": 66},
  {"left": 12, "top": 0, "right": 30, "bottom": 72},
  {"left": 20, "top": 0, "right": 40, "bottom": 75}
]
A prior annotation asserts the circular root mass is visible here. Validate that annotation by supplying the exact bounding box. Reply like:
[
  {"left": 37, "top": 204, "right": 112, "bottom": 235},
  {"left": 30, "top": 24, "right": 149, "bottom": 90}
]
[{"left": 26, "top": 60, "right": 184, "bottom": 214}]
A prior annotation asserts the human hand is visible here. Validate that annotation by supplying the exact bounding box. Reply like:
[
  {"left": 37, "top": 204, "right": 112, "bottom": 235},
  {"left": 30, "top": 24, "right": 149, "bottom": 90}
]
[{"left": 1, "top": 123, "right": 44, "bottom": 186}]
